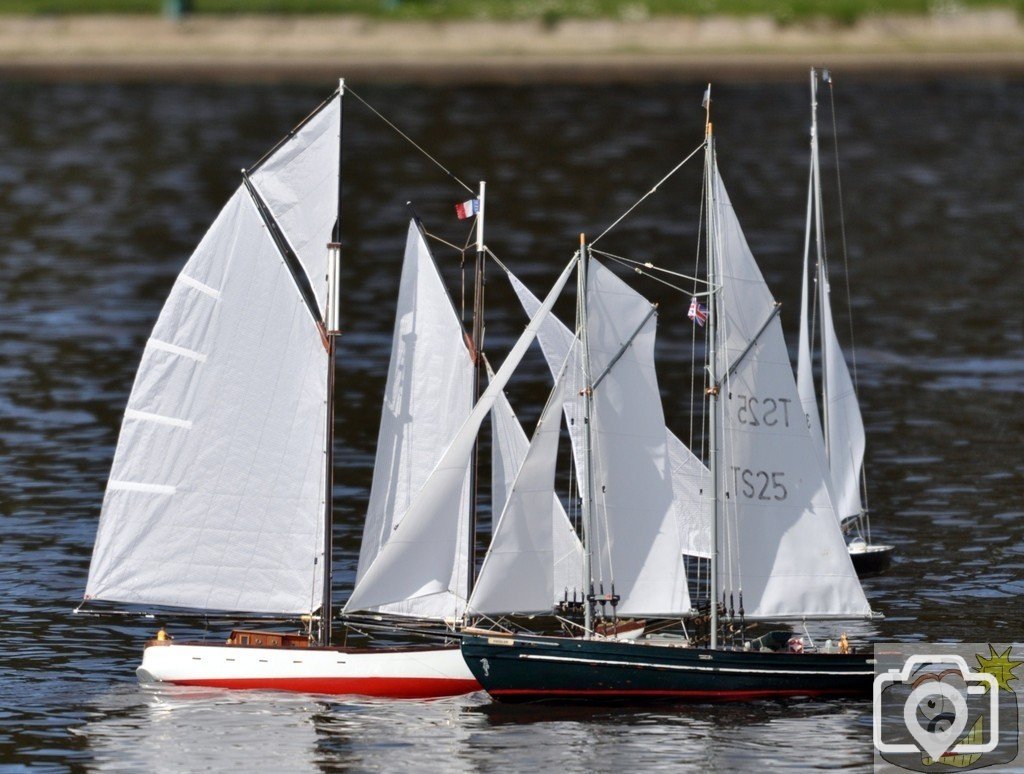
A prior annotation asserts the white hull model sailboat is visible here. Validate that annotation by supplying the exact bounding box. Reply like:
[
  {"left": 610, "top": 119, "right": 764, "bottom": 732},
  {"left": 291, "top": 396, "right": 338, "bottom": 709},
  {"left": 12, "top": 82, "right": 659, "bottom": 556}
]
[
  {"left": 797, "top": 69, "right": 894, "bottom": 576},
  {"left": 79, "top": 81, "right": 499, "bottom": 698}
]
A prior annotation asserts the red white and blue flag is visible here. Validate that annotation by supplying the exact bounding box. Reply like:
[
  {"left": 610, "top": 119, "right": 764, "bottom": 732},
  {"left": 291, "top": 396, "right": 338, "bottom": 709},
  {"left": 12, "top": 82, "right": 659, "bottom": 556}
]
[
  {"left": 688, "top": 297, "right": 708, "bottom": 327},
  {"left": 455, "top": 198, "right": 480, "bottom": 220}
]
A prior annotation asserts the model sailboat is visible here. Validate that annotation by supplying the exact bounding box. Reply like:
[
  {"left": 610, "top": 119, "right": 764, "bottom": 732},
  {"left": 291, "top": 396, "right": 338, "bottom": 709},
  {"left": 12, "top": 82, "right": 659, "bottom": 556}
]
[
  {"left": 797, "top": 68, "right": 894, "bottom": 575},
  {"left": 460, "top": 92, "right": 879, "bottom": 703},
  {"left": 80, "top": 81, "right": 580, "bottom": 697}
]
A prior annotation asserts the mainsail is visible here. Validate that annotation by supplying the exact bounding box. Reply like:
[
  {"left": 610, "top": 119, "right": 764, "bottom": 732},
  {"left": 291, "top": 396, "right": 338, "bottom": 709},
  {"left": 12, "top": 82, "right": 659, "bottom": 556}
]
[
  {"left": 584, "top": 260, "right": 690, "bottom": 616},
  {"left": 507, "top": 270, "right": 712, "bottom": 561},
  {"left": 353, "top": 221, "right": 474, "bottom": 619},
  {"left": 796, "top": 143, "right": 866, "bottom": 524},
  {"left": 711, "top": 163, "right": 871, "bottom": 619},
  {"left": 86, "top": 94, "right": 341, "bottom": 615}
]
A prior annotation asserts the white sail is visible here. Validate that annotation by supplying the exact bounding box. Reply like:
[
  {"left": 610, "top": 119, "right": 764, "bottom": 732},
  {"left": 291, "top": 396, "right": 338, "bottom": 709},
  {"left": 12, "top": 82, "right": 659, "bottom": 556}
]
[
  {"left": 507, "top": 270, "right": 711, "bottom": 560},
  {"left": 711, "top": 164, "right": 871, "bottom": 619},
  {"left": 249, "top": 93, "right": 341, "bottom": 314},
  {"left": 585, "top": 260, "right": 691, "bottom": 616},
  {"left": 821, "top": 275, "right": 866, "bottom": 520},
  {"left": 86, "top": 185, "right": 330, "bottom": 615},
  {"left": 796, "top": 163, "right": 826, "bottom": 454},
  {"left": 488, "top": 369, "right": 584, "bottom": 607},
  {"left": 470, "top": 355, "right": 574, "bottom": 615},
  {"left": 353, "top": 221, "right": 474, "bottom": 619},
  {"left": 345, "top": 253, "right": 579, "bottom": 616}
]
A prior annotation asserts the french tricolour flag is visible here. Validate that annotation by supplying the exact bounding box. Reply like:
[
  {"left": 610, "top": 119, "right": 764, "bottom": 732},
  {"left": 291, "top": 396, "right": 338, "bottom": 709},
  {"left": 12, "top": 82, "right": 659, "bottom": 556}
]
[{"left": 455, "top": 198, "right": 480, "bottom": 220}]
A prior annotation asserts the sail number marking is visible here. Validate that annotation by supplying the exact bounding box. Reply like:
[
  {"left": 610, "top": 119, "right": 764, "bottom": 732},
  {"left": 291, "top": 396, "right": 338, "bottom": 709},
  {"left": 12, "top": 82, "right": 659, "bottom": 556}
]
[
  {"left": 730, "top": 467, "right": 788, "bottom": 501},
  {"left": 733, "top": 394, "right": 792, "bottom": 428}
]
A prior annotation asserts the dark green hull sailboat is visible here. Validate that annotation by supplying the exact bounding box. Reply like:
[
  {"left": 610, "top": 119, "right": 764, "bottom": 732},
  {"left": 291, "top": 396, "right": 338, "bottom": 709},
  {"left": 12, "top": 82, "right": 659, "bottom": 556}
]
[{"left": 462, "top": 633, "right": 874, "bottom": 704}]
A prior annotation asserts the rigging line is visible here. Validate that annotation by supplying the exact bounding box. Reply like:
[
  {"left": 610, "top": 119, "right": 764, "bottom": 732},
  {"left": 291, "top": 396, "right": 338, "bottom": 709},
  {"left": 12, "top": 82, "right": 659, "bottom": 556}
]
[
  {"left": 589, "top": 249, "right": 712, "bottom": 288},
  {"left": 590, "top": 140, "right": 707, "bottom": 247},
  {"left": 690, "top": 163, "right": 707, "bottom": 461},
  {"left": 422, "top": 228, "right": 469, "bottom": 256},
  {"left": 827, "top": 75, "right": 870, "bottom": 529},
  {"left": 598, "top": 253, "right": 703, "bottom": 298},
  {"left": 345, "top": 85, "right": 475, "bottom": 196}
]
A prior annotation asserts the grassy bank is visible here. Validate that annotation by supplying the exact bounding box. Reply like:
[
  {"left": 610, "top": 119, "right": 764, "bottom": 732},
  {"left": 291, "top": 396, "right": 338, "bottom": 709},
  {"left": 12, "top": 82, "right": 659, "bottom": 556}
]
[{"left": 1, "top": 0, "right": 1021, "bottom": 24}]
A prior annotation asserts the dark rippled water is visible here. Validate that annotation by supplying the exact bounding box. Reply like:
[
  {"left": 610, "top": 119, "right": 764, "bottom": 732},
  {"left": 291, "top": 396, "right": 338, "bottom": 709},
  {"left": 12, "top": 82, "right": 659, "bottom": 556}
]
[{"left": 2, "top": 78, "right": 1022, "bottom": 770}]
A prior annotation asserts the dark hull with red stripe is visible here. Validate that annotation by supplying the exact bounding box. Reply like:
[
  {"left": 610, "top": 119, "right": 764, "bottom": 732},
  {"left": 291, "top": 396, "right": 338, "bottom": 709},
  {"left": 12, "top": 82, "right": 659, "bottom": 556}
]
[{"left": 461, "top": 634, "right": 874, "bottom": 704}]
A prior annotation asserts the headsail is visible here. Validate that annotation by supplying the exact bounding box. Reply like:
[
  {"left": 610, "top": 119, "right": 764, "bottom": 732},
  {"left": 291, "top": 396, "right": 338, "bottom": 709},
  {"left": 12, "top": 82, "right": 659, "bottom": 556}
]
[
  {"left": 86, "top": 93, "right": 341, "bottom": 615},
  {"left": 820, "top": 275, "right": 866, "bottom": 521},
  {"left": 488, "top": 366, "right": 584, "bottom": 609},
  {"left": 345, "top": 253, "right": 580, "bottom": 616},
  {"left": 353, "top": 220, "right": 474, "bottom": 620},
  {"left": 470, "top": 351, "right": 577, "bottom": 615},
  {"left": 711, "top": 163, "right": 871, "bottom": 619}
]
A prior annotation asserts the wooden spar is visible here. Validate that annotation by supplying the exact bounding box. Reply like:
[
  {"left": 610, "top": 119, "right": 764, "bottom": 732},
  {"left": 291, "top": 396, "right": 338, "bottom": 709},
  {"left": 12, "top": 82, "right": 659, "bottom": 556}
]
[
  {"left": 467, "top": 181, "right": 486, "bottom": 599},
  {"left": 577, "top": 233, "right": 595, "bottom": 636},
  {"left": 320, "top": 78, "right": 344, "bottom": 647},
  {"left": 704, "top": 109, "right": 720, "bottom": 652}
]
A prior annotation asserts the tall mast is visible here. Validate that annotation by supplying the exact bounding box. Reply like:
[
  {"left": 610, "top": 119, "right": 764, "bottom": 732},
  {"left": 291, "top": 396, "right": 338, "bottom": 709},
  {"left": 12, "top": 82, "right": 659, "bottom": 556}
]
[
  {"left": 704, "top": 102, "right": 720, "bottom": 651},
  {"left": 577, "top": 234, "right": 596, "bottom": 636},
  {"left": 810, "top": 68, "right": 830, "bottom": 464},
  {"left": 467, "top": 180, "right": 486, "bottom": 597},
  {"left": 321, "top": 78, "right": 344, "bottom": 647}
]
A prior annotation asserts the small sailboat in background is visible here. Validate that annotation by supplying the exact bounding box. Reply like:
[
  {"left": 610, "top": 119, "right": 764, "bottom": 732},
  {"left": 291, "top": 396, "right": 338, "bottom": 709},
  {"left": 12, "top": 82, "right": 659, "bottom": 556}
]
[
  {"left": 460, "top": 89, "right": 880, "bottom": 703},
  {"left": 78, "top": 80, "right": 554, "bottom": 697},
  {"left": 797, "top": 68, "right": 894, "bottom": 576}
]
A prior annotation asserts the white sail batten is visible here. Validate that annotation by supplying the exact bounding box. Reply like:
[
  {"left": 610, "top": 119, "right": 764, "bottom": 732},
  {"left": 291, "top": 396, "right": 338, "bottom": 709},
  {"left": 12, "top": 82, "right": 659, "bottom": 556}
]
[
  {"left": 353, "top": 221, "right": 474, "bottom": 619},
  {"left": 344, "top": 254, "right": 580, "bottom": 616},
  {"left": 470, "top": 353, "right": 576, "bottom": 615},
  {"left": 488, "top": 371, "right": 584, "bottom": 608},
  {"left": 508, "top": 271, "right": 712, "bottom": 560},
  {"left": 585, "top": 260, "right": 691, "bottom": 616},
  {"left": 821, "top": 276, "right": 866, "bottom": 521},
  {"left": 250, "top": 94, "right": 341, "bottom": 315},
  {"left": 711, "top": 165, "right": 871, "bottom": 620},
  {"left": 86, "top": 186, "right": 329, "bottom": 615}
]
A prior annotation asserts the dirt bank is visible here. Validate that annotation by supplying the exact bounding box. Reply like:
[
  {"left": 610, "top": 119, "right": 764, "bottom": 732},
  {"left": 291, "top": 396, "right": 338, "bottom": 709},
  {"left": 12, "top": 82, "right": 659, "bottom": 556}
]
[{"left": 2, "top": 11, "right": 1023, "bottom": 82}]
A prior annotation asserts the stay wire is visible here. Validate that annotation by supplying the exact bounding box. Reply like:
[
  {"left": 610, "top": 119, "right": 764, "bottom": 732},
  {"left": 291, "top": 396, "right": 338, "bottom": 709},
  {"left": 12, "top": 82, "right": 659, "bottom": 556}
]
[
  {"left": 346, "top": 85, "right": 476, "bottom": 196},
  {"left": 826, "top": 75, "right": 871, "bottom": 530},
  {"left": 590, "top": 140, "right": 706, "bottom": 247}
]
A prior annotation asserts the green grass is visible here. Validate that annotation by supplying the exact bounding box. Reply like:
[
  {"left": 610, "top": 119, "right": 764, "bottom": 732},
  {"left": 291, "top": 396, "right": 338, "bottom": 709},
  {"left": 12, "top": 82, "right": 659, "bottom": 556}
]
[{"left": 0, "top": 0, "right": 1021, "bottom": 23}]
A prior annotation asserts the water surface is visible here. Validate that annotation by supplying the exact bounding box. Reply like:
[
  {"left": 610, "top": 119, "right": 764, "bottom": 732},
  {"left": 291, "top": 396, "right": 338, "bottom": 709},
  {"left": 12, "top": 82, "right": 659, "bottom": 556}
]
[{"left": 1, "top": 78, "right": 1022, "bottom": 770}]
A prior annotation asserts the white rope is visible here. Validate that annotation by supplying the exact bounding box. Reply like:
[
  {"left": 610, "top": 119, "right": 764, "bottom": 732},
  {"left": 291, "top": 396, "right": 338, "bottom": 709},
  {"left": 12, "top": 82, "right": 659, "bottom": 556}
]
[
  {"left": 826, "top": 76, "right": 871, "bottom": 535},
  {"left": 590, "top": 140, "right": 706, "bottom": 247},
  {"left": 346, "top": 85, "right": 475, "bottom": 195},
  {"left": 589, "top": 249, "right": 713, "bottom": 290}
]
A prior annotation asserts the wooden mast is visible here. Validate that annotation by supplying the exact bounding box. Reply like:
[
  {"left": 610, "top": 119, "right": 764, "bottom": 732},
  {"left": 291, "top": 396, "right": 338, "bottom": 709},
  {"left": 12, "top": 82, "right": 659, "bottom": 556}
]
[
  {"left": 320, "top": 78, "right": 344, "bottom": 647},
  {"left": 704, "top": 88, "right": 720, "bottom": 651},
  {"left": 467, "top": 181, "right": 486, "bottom": 597}
]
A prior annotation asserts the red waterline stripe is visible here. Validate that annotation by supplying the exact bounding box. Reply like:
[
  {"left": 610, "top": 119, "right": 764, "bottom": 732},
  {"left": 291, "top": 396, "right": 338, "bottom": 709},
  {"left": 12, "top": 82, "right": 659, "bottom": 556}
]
[{"left": 172, "top": 676, "right": 481, "bottom": 699}]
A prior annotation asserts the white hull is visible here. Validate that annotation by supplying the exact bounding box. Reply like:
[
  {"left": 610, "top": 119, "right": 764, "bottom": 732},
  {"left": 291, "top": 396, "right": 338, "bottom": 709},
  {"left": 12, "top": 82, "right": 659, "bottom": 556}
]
[{"left": 137, "top": 642, "right": 480, "bottom": 698}]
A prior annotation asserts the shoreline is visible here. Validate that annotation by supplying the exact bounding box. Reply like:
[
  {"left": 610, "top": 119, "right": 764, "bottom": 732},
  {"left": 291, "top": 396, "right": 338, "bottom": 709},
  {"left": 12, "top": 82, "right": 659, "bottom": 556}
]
[{"left": 3, "top": 12, "right": 1024, "bottom": 82}]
